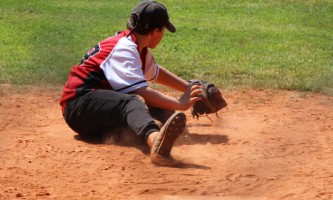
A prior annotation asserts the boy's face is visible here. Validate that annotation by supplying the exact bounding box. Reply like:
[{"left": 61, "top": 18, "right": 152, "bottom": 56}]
[{"left": 149, "top": 27, "right": 166, "bottom": 49}]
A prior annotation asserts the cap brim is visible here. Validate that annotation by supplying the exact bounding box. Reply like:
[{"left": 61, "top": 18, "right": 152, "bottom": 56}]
[{"left": 166, "top": 21, "right": 176, "bottom": 33}]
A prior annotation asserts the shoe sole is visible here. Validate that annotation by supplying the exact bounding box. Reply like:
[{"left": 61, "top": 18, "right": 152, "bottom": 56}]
[{"left": 151, "top": 112, "right": 186, "bottom": 160}]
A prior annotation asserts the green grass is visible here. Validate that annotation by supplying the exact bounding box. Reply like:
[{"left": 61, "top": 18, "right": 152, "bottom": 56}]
[{"left": 0, "top": 0, "right": 332, "bottom": 95}]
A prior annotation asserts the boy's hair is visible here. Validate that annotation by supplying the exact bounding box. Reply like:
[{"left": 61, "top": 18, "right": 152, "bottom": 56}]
[
  {"left": 127, "top": 1, "right": 176, "bottom": 36},
  {"left": 126, "top": 14, "right": 162, "bottom": 35}
]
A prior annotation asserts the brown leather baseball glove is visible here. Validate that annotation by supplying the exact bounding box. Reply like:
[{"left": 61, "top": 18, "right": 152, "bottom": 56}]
[{"left": 189, "top": 80, "right": 227, "bottom": 119}]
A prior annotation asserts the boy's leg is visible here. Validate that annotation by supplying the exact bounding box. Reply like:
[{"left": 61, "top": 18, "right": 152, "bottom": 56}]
[
  {"left": 147, "top": 106, "right": 175, "bottom": 128},
  {"left": 64, "top": 89, "right": 186, "bottom": 166},
  {"left": 63, "top": 90, "right": 159, "bottom": 141},
  {"left": 149, "top": 112, "right": 186, "bottom": 165}
]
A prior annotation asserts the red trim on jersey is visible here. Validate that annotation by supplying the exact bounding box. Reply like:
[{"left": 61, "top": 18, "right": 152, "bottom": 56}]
[
  {"left": 60, "top": 30, "right": 146, "bottom": 113},
  {"left": 141, "top": 47, "right": 147, "bottom": 72}
]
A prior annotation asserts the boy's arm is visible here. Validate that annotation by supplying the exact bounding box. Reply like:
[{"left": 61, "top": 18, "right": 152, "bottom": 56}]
[{"left": 154, "top": 66, "right": 188, "bottom": 92}]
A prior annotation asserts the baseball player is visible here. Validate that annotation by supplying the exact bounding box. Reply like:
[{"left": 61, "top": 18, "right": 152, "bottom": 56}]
[{"left": 60, "top": 1, "right": 202, "bottom": 166}]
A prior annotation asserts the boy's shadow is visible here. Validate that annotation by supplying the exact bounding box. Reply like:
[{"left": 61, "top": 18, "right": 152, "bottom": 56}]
[
  {"left": 74, "top": 128, "right": 150, "bottom": 154},
  {"left": 74, "top": 127, "right": 229, "bottom": 169},
  {"left": 74, "top": 127, "right": 229, "bottom": 147},
  {"left": 176, "top": 127, "right": 229, "bottom": 146},
  {"left": 74, "top": 134, "right": 104, "bottom": 145}
]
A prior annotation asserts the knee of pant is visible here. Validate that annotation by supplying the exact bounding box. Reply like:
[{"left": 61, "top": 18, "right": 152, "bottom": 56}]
[
  {"left": 126, "top": 95, "right": 147, "bottom": 111},
  {"left": 130, "top": 94, "right": 145, "bottom": 104},
  {"left": 148, "top": 107, "right": 175, "bottom": 124}
]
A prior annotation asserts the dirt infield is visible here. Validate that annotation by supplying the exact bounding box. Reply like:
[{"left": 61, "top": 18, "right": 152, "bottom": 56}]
[{"left": 0, "top": 84, "right": 332, "bottom": 200}]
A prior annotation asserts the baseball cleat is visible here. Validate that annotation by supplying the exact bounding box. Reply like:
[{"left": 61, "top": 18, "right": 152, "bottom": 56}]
[{"left": 150, "top": 112, "right": 186, "bottom": 165}]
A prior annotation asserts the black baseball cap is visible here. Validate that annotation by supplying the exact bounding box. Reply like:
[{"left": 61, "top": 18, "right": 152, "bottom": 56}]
[{"left": 131, "top": 1, "right": 176, "bottom": 33}]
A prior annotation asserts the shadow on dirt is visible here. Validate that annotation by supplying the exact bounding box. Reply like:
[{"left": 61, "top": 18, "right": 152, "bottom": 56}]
[
  {"left": 74, "top": 129, "right": 229, "bottom": 149},
  {"left": 178, "top": 129, "right": 229, "bottom": 146},
  {"left": 74, "top": 134, "right": 104, "bottom": 144},
  {"left": 74, "top": 132, "right": 149, "bottom": 153},
  {"left": 73, "top": 125, "right": 229, "bottom": 170},
  {"left": 156, "top": 161, "right": 212, "bottom": 170}
]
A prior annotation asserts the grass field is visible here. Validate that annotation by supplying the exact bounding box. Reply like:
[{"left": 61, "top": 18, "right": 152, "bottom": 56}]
[{"left": 0, "top": 0, "right": 332, "bottom": 95}]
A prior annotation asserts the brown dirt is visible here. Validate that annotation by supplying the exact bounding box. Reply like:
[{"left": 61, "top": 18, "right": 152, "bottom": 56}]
[{"left": 0, "top": 84, "right": 332, "bottom": 200}]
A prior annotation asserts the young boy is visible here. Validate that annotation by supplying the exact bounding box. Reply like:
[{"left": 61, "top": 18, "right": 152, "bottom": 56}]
[{"left": 60, "top": 1, "right": 201, "bottom": 166}]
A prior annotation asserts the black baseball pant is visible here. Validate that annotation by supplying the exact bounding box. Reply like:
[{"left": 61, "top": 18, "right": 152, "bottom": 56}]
[{"left": 63, "top": 89, "right": 162, "bottom": 142}]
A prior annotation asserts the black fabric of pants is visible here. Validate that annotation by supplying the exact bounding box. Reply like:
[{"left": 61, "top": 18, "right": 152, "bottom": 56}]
[{"left": 63, "top": 90, "right": 160, "bottom": 142}]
